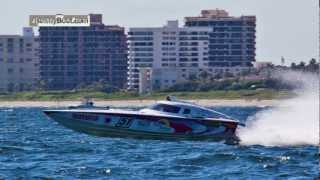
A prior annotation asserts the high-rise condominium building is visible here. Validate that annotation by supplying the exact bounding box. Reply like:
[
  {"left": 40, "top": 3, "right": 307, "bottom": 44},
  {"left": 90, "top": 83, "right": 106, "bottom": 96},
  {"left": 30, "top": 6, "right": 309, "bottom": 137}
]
[
  {"left": 0, "top": 27, "right": 39, "bottom": 92},
  {"left": 39, "top": 14, "right": 127, "bottom": 90},
  {"left": 184, "top": 9, "right": 256, "bottom": 68},
  {"left": 128, "top": 20, "right": 211, "bottom": 90}
]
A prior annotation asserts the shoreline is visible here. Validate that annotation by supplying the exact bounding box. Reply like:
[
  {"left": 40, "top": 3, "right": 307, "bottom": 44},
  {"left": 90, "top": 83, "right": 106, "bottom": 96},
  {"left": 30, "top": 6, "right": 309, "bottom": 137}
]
[{"left": 0, "top": 99, "right": 281, "bottom": 108}]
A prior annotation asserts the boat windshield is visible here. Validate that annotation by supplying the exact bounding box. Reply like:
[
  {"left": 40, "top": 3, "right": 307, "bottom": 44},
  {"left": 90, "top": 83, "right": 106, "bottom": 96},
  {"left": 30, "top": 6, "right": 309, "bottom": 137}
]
[
  {"left": 148, "top": 103, "right": 232, "bottom": 119},
  {"left": 207, "top": 111, "right": 231, "bottom": 119},
  {"left": 149, "top": 103, "right": 181, "bottom": 114},
  {"left": 187, "top": 108, "right": 232, "bottom": 119}
]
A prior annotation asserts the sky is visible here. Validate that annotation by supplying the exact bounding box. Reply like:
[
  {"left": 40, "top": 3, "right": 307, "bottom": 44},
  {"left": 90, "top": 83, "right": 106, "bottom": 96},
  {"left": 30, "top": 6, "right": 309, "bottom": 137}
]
[{"left": 1, "top": 0, "right": 318, "bottom": 64}]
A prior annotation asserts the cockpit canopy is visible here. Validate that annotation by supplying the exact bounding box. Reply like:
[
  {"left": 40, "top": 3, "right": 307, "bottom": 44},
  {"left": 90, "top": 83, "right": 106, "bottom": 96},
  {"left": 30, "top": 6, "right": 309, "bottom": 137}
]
[{"left": 147, "top": 102, "right": 231, "bottom": 119}]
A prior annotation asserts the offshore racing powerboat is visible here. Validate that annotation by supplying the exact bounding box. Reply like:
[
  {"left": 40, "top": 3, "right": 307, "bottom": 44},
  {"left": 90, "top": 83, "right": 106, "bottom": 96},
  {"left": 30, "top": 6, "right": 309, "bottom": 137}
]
[{"left": 43, "top": 97, "right": 244, "bottom": 141}]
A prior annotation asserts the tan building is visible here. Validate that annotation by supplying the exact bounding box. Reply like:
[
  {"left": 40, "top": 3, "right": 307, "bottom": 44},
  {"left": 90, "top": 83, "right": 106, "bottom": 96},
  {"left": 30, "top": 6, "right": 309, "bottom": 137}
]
[
  {"left": 139, "top": 66, "right": 252, "bottom": 94},
  {"left": 253, "top": 61, "right": 273, "bottom": 70},
  {"left": 0, "top": 27, "right": 39, "bottom": 92}
]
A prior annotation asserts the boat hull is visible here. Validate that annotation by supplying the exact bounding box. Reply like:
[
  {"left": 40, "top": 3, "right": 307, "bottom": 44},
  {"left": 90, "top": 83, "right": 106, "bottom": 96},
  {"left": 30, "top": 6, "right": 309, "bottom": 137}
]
[{"left": 44, "top": 110, "right": 239, "bottom": 141}]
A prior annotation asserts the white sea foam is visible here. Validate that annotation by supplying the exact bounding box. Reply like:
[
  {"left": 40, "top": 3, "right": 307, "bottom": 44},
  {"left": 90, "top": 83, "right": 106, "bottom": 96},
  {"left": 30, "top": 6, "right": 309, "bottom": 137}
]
[{"left": 238, "top": 70, "right": 319, "bottom": 146}]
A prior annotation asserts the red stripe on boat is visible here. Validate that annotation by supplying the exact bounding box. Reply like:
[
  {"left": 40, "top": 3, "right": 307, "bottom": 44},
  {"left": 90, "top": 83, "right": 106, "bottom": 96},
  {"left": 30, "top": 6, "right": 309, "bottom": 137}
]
[{"left": 169, "top": 122, "right": 192, "bottom": 133}]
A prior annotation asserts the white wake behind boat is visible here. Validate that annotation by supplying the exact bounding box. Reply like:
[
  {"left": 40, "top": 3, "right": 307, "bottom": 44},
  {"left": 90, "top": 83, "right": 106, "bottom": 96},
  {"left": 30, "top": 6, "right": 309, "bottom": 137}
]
[{"left": 43, "top": 97, "right": 243, "bottom": 141}]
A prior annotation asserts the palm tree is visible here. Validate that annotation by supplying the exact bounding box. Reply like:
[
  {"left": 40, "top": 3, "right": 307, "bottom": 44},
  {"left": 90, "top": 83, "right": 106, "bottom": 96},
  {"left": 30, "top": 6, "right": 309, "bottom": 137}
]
[
  {"left": 290, "top": 62, "right": 297, "bottom": 70},
  {"left": 309, "top": 58, "right": 317, "bottom": 65},
  {"left": 198, "top": 70, "right": 211, "bottom": 83},
  {"left": 307, "top": 58, "right": 319, "bottom": 72},
  {"left": 297, "top": 61, "right": 306, "bottom": 69}
]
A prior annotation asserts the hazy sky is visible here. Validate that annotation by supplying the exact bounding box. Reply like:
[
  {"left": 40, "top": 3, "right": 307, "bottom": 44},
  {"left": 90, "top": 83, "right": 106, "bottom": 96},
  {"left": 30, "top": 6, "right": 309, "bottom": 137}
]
[{"left": 1, "top": 0, "right": 318, "bottom": 64}]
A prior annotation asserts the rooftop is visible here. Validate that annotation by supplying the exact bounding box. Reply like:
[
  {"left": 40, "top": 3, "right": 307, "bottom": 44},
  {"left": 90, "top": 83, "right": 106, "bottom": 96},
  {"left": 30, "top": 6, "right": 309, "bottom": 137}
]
[
  {"left": 185, "top": 9, "right": 255, "bottom": 21},
  {"left": 201, "top": 9, "right": 229, "bottom": 18}
]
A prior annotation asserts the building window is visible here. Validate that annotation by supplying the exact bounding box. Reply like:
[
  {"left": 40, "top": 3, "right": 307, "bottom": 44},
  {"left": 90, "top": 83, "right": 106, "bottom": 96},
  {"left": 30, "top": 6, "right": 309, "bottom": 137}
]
[
  {"left": 191, "top": 63, "right": 198, "bottom": 67},
  {"left": 7, "top": 48, "right": 14, "bottom": 53},
  {"left": 129, "top": 31, "right": 153, "bottom": 35},
  {"left": 8, "top": 68, "right": 14, "bottom": 73},
  {"left": 7, "top": 38, "right": 14, "bottom": 43}
]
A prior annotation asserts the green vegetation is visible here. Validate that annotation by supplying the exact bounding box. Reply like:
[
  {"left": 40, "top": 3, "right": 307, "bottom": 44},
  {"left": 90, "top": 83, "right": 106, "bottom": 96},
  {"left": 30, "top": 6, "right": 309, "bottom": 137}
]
[
  {"left": 3, "top": 60, "right": 316, "bottom": 101},
  {"left": 290, "top": 58, "right": 319, "bottom": 72},
  {"left": 163, "top": 78, "right": 297, "bottom": 92},
  {"left": 0, "top": 89, "right": 295, "bottom": 101}
]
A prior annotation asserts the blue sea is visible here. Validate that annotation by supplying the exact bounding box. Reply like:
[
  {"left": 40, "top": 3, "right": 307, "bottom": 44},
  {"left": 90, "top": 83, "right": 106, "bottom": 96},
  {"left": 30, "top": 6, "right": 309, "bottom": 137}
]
[{"left": 0, "top": 107, "right": 318, "bottom": 179}]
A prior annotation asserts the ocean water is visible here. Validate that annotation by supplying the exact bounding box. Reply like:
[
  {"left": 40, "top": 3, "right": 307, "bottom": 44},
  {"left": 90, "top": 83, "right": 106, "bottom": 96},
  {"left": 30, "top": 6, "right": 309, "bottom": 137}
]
[{"left": 0, "top": 107, "right": 318, "bottom": 179}]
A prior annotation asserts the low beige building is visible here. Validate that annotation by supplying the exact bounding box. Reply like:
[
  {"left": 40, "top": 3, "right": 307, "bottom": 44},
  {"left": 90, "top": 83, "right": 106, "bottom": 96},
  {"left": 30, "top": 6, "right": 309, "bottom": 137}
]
[
  {"left": 0, "top": 28, "right": 39, "bottom": 92},
  {"left": 253, "top": 61, "right": 273, "bottom": 70},
  {"left": 139, "top": 67, "right": 251, "bottom": 93}
]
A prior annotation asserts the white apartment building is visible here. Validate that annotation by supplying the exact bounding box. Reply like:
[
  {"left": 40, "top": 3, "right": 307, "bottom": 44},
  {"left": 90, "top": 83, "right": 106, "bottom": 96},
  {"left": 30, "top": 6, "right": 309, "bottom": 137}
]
[
  {"left": 0, "top": 28, "right": 39, "bottom": 92},
  {"left": 128, "top": 20, "right": 211, "bottom": 90}
]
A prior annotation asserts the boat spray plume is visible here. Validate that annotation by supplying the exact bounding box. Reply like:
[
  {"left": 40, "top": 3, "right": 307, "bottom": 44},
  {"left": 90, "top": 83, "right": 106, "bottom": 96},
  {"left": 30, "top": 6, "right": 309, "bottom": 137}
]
[{"left": 238, "top": 70, "right": 319, "bottom": 146}]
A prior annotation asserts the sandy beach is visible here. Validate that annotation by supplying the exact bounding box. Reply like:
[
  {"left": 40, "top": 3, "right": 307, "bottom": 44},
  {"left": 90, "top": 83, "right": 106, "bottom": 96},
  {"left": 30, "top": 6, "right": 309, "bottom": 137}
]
[{"left": 0, "top": 99, "right": 281, "bottom": 108}]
